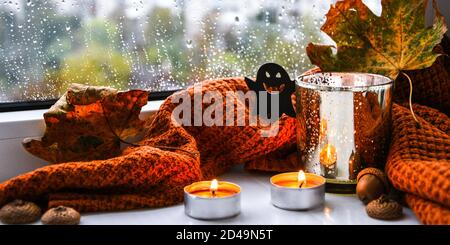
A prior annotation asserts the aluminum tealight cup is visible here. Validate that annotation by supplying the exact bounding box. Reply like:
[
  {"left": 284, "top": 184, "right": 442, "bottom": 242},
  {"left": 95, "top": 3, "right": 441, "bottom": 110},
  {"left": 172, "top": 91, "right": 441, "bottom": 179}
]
[
  {"left": 270, "top": 172, "right": 325, "bottom": 210},
  {"left": 184, "top": 180, "right": 241, "bottom": 220}
]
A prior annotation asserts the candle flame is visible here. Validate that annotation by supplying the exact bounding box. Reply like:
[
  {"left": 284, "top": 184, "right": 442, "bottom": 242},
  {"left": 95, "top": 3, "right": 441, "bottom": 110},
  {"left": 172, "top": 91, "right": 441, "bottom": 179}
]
[
  {"left": 326, "top": 144, "right": 332, "bottom": 159},
  {"left": 210, "top": 179, "right": 218, "bottom": 196},
  {"left": 298, "top": 170, "right": 306, "bottom": 188}
]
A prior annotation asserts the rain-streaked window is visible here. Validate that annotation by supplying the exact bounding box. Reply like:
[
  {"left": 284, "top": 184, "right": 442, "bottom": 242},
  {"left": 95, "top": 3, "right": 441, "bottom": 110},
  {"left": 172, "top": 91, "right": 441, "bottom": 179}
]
[{"left": 0, "top": 0, "right": 376, "bottom": 103}]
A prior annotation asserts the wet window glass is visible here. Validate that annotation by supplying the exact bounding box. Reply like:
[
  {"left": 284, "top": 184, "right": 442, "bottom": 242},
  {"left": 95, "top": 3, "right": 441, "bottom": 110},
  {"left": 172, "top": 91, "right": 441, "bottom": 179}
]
[{"left": 0, "top": 0, "right": 380, "bottom": 103}]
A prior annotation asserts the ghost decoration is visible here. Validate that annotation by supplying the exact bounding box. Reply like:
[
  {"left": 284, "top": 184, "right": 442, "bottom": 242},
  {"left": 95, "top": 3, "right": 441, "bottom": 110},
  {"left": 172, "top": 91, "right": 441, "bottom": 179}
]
[{"left": 245, "top": 63, "right": 296, "bottom": 120}]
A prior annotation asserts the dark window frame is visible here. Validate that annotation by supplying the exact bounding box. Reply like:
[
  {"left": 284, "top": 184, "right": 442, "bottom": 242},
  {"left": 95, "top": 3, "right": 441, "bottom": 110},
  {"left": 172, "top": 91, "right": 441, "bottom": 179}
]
[{"left": 0, "top": 90, "right": 176, "bottom": 113}]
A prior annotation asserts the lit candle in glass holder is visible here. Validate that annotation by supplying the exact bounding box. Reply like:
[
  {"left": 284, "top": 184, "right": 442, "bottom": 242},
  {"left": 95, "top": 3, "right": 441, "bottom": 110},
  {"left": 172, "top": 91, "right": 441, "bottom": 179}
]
[
  {"left": 184, "top": 179, "right": 241, "bottom": 220},
  {"left": 320, "top": 143, "right": 337, "bottom": 178},
  {"left": 270, "top": 170, "right": 325, "bottom": 210}
]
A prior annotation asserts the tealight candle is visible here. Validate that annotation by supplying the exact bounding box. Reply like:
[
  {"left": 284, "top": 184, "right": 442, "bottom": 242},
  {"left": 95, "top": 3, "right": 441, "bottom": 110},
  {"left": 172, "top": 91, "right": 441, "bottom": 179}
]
[
  {"left": 270, "top": 170, "right": 325, "bottom": 210},
  {"left": 184, "top": 179, "right": 241, "bottom": 220}
]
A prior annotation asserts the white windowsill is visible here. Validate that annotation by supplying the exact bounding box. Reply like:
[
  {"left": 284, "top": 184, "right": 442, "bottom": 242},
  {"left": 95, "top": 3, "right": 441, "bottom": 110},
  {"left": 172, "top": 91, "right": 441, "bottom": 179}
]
[{"left": 0, "top": 100, "right": 419, "bottom": 225}]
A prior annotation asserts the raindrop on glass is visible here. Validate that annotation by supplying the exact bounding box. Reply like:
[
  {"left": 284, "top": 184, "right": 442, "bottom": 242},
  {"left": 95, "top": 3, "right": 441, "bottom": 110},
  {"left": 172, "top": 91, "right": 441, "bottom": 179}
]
[{"left": 186, "top": 39, "right": 193, "bottom": 49}]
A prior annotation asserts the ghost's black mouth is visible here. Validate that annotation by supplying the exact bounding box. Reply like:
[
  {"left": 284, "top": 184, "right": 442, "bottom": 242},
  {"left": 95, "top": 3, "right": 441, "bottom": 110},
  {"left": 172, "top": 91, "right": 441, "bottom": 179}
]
[{"left": 263, "top": 83, "right": 286, "bottom": 93}]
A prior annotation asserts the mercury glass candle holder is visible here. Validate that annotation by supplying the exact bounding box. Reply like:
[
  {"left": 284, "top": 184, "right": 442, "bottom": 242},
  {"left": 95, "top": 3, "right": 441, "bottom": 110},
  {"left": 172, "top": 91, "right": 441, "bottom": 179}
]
[{"left": 295, "top": 72, "right": 393, "bottom": 193}]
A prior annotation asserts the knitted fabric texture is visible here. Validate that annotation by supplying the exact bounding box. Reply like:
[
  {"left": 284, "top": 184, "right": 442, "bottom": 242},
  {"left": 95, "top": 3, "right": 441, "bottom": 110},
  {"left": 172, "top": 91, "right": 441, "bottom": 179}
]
[
  {"left": 405, "top": 194, "right": 450, "bottom": 225},
  {"left": 386, "top": 104, "right": 450, "bottom": 224}
]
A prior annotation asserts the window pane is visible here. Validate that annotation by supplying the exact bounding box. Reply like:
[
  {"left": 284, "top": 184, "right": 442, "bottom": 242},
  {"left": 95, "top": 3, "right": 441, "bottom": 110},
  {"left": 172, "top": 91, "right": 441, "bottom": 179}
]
[{"left": 0, "top": 0, "right": 337, "bottom": 103}]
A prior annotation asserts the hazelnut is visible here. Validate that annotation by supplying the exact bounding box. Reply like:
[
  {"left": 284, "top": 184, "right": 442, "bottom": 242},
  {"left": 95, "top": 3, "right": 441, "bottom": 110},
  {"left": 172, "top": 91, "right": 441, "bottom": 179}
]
[
  {"left": 0, "top": 200, "right": 41, "bottom": 224},
  {"left": 356, "top": 168, "right": 389, "bottom": 204}
]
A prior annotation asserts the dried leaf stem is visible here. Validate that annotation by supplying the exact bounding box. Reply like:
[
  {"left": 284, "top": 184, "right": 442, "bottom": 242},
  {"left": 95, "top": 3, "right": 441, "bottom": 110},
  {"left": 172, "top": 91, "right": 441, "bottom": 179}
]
[{"left": 402, "top": 72, "right": 422, "bottom": 128}]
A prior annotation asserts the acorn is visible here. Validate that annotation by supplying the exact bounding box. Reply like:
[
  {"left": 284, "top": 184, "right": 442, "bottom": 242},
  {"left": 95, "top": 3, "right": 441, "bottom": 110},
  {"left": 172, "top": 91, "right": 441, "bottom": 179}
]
[
  {"left": 41, "top": 206, "right": 80, "bottom": 225},
  {"left": 0, "top": 200, "right": 41, "bottom": 224},
  {"left": 366, "top": 194, "right": 403, "bottom": 220},
  {"left": 356, "top": 168, "right": 389, "bottom": 204}
]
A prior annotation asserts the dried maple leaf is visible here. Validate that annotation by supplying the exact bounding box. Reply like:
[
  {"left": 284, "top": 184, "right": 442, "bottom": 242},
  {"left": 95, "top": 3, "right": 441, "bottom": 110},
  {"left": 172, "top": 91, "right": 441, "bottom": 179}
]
[
  {"left": 23, "top": 83, "right": 148, "bottom": 163},
  {"left": 306, "top": 0, "right": 447, "bottom": 80}
]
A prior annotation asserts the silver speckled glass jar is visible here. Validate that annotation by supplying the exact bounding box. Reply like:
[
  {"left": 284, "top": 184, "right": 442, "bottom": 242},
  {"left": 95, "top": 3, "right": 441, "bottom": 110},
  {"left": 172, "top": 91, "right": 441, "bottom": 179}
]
[{"left": 295, "top": 72, "right": 393, "bottom": 193}]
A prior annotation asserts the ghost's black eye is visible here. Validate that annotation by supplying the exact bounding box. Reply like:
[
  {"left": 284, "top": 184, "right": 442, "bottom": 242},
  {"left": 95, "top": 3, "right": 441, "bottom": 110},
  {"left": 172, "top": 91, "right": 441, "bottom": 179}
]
[
  {"left": 276, "top": 72, "right": 281, "bottom": 78},
  {"left": 265, "top": 71, "right": 270, "bottom": 78}
]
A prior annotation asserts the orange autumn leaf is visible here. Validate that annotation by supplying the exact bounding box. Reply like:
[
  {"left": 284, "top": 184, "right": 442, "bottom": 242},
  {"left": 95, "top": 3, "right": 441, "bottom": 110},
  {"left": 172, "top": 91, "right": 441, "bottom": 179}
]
[{"left": 23, "top": 83, "right": 148, "bottom": 163}]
